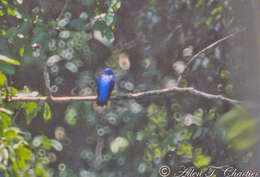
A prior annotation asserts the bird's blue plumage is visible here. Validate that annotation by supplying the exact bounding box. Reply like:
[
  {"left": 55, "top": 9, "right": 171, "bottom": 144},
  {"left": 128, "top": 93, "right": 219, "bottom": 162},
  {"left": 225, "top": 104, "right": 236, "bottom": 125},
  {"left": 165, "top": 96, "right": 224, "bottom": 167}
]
[{"left": 97, "top": 68, "right": 115, "bottom": 106}]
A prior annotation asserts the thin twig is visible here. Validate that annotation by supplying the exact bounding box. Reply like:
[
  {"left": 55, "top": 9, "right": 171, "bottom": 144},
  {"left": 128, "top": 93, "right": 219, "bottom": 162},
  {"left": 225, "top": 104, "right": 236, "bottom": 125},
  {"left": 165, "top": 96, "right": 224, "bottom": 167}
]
[
  {"left": 3, "top": 29, "right": 244, "bottom": 105},
  {"left": 164, "top": 24, "right": 182, "bottom": 43},
  {"left": 4, "top": 77, "right": 12, "bottom": 102},
  {"left": 2, "top": 86, "right": 241, "bottom": 104},
  {"left": 94, "top": 138, "right": 104, "bottom": 169},
  {"left": 56, "top": 0, "right": 70, "bottom": 21},
  {"left": 176, "top": 28, "right": 247, "bottom": 85},
  {"left": 112, "top": 38, "right": 140, "bottom": 55},
  {"left": 43, "top": 63, "right": 51, "bottom": 96},
  {"left": 12, "top": 107, "right": 22, "bottom": 125}
]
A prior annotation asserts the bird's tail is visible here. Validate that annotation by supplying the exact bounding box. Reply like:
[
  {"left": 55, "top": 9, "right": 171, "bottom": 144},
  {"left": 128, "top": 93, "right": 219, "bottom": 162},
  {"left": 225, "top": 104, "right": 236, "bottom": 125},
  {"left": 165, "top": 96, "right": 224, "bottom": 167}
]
[{"left": 96, "top": 98, "right": 107, "bottom": 107}]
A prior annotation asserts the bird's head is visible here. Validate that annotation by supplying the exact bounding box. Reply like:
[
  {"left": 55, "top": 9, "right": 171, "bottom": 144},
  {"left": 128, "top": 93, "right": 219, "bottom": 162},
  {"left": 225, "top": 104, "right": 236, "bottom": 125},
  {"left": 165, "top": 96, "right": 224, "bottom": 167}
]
[{"left": 102, "top": 68, "right": 114, "bottom": 75}]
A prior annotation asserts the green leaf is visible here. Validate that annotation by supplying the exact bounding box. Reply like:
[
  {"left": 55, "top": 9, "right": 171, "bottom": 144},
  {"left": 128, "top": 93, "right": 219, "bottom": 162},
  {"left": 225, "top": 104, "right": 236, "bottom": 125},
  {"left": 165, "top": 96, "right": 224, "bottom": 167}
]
[
  {"left": 7, "top": 8, "right": 16, "bottom": 16},
  {"left": 65, "top": 116, "right": 77, "bottom": 126},
  {"left": 41, "top": 136, "right": 52, "bottom": 150},
  {"left": 16, "top": 145, "right": 31, "bottom": 169},
  {"left": 18, "top": 145, "right": 31, "bottom": 160},
  {"left": 104, "top": 13, "right": 114, "bottom": 26},
  {"left": 51, "top": 139, "right": 63, "bottom": 151},
  {"left": 231, "top": 135, "right": 259, "bottom": 151},
  {"left": 3, "top": 127, "right": 19, "bottom": 141},
  {"left": 17, "top": 159, "right": 26, "bottom": 169},
  {"left": 24, "top": 102, "right": 41, "bottom": 124},
  {"left": 226, "top": 120, "right": 254, "bottom": 141},
  {"left": 103, "top": 27, "right": 115, "bottom": 42},
  {"left": 93, "top": 20, "right": 107, "bottom": 31},
  {"left": 154, "top": 148, "right": 166, "bottom": 158},
  {"left": 215, "top": 106, "right": 260, "bottom": 151},
  {"left": 193, "top": 154, "right": 211, "bottom": 167},
  {"left": 25, "top": 102, "right": 38, "bottom": 116},
  {"left": 65, "top": 107, "right": 78, "bottom": 126},
  {"left": 0, "top": 38, "right": 8, "bottom": 57},
  {"left": 196, "top": 0, "right": 205, "bottom": 8},
  {"left": 143, "top": 151, "right": 152, "bottom": 163},
  {"left": 0, "top": 54, "right": 20, "bottom": 65},
  {"left": 43, "top": 103, "right": 51, "bottom": 120},
  {"left": 0, "top": 112, "right": 12, "bottom": 132},
  {"left": 0, "top": 107, "right": 14, "bottom": 115},
  {"left": 0, "top": 10, "right": 4, "bottom": 16},
  {"left": 19, "top": 47, "right": 24, "bottom": 57},
  {"left": 6, "top": 27, "right": 18, "bottom": 40},
  {"left": 0, "top": 71, "right": 6, "bottom": 86},
  {"left": 35, "top": 163, "right": 46, "bottom": 176},
  {"left": 208, "top": 108, "right": 215, "bottom": 120},
  {"left": 70, "top": 19, "right": 85, "bottom": 30},
  {"left": 8, "top": 146, "right": 16, "bottom": 162},
  {"left": 0, "top": 163, "right": 6, "bottom": 170},
  {"left": 0, "top": 62, "right": 15, "bottom": 75},
  {"left": 211, "top": 6, "right": 223, "bottom": 15},
  {"left": 1, "top": 0, "right": 8, "bottom": 5},
  {"left": 177, "top": 144, "right": 192, "bottom": 158},
  {"left": 206, "top": 17, "right": 213, "bottom": 26},
  {"left": 111, "top": 0, "right": 121, "bottom": 11}
]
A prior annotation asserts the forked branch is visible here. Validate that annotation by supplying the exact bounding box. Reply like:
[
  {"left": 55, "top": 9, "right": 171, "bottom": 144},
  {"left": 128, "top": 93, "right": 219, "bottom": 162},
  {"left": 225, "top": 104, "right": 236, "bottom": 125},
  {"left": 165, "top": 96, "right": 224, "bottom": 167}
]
[
  {"left": 2, "top": 86, "right": 241, "bottom": 104},
  {"left": 2, "top": 29, "right": 244, "bottom": 105}
]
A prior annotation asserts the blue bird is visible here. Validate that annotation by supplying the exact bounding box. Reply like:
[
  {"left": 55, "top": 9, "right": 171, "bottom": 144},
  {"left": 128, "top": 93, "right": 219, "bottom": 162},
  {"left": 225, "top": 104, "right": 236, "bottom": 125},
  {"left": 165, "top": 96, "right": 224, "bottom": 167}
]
[{"left": 96, "top": 68, "right": 115, "bottom": 106}]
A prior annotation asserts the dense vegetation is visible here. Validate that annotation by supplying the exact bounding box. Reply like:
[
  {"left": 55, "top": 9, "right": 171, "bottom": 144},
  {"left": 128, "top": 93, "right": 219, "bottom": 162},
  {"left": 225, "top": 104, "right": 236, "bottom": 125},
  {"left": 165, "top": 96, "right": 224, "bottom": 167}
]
[{"left": 0, "top": 0, "right": 259, "bottom": 176}]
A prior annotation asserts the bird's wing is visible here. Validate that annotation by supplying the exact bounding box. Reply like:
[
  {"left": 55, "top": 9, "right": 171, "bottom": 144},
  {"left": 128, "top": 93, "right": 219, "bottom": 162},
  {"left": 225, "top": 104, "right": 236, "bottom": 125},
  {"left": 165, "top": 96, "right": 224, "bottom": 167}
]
[
  {"left": 107, "top": 77, "right": 115, "bottom": 99},
  {"left": 97, "top": 75, "right": 112, "bottom": 104},
  {"left": 97, "top": 76, "right": 101, "bottom": 100}
]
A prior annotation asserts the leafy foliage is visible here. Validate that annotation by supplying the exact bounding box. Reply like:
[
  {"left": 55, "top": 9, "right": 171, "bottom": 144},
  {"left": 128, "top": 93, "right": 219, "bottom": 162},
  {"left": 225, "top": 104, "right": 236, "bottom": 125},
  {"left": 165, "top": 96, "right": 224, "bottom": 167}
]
[
  {"left": 0, "top": 0, "right": 258, "bottom": 177},
  {"left": 0, "top": 54, "right": 60, "bottom": 177}
]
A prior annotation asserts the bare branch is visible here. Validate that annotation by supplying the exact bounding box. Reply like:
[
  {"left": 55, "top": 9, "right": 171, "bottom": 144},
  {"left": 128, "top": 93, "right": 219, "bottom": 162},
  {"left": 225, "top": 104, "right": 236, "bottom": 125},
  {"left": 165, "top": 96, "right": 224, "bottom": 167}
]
[
  {"left": 2, "top": 86, "right": 241, "bottom": 104},
  {"left": 56, "top": 0, "right": 70, "bottom": 21},
  {"left": 94, "top": 138, "right": 104, "bottom": 169},
  {"left": 112, "top": 38, "right": 140, "bottom": 55},
  {"left": 176, "top": 28, "right": 247, "bottom": 85},
  {"left": 4, "top": 28, "right": 244, "bottom": 105},
  {"left": 43, "top": 63, "right": 51, "bottom": 96}
]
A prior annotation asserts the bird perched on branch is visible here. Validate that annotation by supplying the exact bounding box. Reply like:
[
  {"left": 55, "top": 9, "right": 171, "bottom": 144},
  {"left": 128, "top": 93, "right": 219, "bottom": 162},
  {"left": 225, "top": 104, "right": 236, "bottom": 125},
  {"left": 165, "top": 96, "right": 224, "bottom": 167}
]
[{"left": 96, "top": 68, "right": 115, "bottom": 106}]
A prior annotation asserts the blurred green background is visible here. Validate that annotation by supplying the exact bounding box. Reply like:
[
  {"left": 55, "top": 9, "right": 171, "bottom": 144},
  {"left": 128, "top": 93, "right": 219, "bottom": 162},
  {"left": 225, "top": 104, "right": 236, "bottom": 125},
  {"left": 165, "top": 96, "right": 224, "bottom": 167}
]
[{"left": 0, "top": 0, "right": 259, "bottom": 176}]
